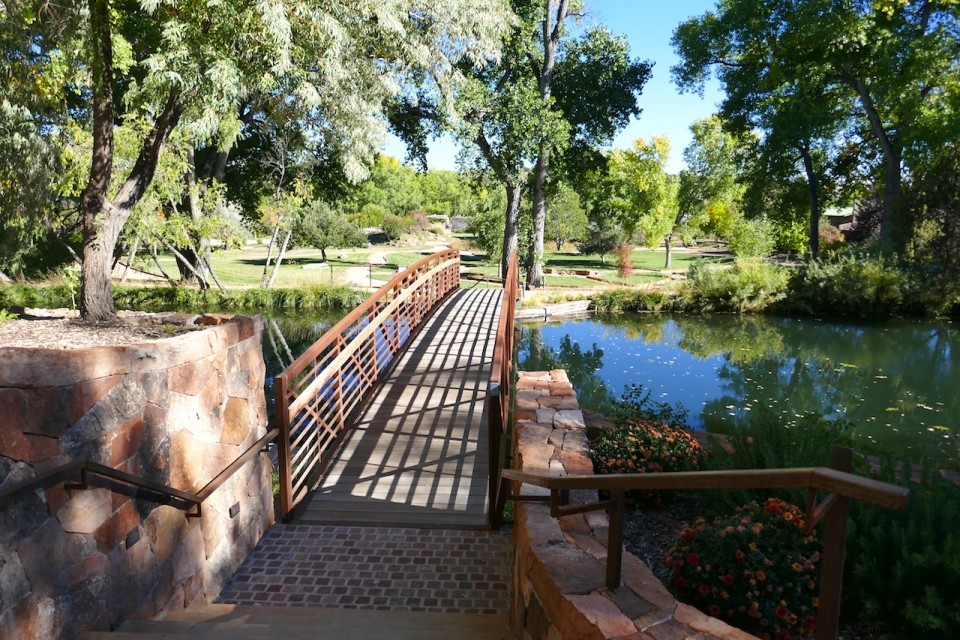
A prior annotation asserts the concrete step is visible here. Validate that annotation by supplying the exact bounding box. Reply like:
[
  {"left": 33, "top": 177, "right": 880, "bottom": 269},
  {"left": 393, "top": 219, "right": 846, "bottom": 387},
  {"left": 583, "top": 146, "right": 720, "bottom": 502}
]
[{"left": 84, "top": 603, "right": 508, "bottom": 639}]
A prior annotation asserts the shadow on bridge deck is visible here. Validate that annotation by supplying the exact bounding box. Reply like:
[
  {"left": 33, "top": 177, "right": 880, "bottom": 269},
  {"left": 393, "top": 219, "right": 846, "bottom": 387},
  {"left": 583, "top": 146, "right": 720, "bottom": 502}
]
[{"left": 298, "top": 287, "right": 502, "bottom": 529}]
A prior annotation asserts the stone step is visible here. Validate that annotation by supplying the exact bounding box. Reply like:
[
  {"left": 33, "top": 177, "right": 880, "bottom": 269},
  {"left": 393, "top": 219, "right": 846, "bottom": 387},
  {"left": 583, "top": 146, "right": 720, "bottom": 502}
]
[{"left": 84, "top": 604, "right": 508, "bottom": 640}]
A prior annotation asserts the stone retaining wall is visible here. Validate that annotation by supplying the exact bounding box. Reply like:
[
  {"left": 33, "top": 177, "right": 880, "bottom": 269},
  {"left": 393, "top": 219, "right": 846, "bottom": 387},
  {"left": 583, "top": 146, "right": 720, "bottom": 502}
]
[
  {"left": 0, "top": 316, "right": 274, "bottom": 639},
  {"left": 511, "top": 370, "right": 757, "bottom": 640}
]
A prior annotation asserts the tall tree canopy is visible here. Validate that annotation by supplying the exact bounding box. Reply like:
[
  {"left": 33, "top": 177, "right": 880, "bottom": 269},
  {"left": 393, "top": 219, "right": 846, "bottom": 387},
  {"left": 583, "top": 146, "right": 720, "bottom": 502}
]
[
  {"left": 2, "top": 0, "right": 509, "bottom": 319},
  {"left": 673, "top": 0, "right": 960, "bottom": 251}
]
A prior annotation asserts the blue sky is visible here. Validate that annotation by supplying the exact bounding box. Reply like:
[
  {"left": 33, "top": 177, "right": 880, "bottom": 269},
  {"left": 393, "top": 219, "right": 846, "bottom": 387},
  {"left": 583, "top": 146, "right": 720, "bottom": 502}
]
[{"left": 382, "top": 0, "right": 723, "bottom": 174}]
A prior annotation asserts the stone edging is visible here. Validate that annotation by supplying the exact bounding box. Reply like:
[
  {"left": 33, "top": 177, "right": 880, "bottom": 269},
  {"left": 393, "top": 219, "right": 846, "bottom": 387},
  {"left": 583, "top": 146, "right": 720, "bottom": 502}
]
[{"left": 511, "top": 370, "right": 758, "bottom": 640}]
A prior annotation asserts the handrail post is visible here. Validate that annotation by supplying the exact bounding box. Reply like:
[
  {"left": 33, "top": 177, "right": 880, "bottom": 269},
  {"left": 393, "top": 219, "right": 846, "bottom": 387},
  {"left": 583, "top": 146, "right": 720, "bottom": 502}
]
[
  {"left": 488, "top": 385, "right": 503, "bottom": 529},
  {"left": 815, "top": 446, "right": 853, "bottom": 640},
  {"left": 606, "top": 489, "right": 625, "bottom": 590},
  {"left": 275, "top": 374, "right": 294, "bottom": 521}
]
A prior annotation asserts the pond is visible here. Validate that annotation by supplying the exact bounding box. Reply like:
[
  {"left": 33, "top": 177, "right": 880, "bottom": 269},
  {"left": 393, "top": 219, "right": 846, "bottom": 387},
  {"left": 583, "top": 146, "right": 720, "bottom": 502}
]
[{"left": 518, "top": 314, "right": 959, "bottom": 469}]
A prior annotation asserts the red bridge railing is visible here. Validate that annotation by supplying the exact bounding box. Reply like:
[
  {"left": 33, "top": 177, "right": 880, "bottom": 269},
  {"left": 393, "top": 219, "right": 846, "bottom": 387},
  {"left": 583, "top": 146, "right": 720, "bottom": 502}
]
[{"left": 274, "top": 249, "right": 460, "bottom": 520}]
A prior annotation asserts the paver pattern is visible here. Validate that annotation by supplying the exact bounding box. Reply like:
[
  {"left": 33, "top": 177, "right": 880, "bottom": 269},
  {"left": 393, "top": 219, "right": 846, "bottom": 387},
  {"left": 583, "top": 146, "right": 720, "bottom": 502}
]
[{"left": 217, "top": 523, "right": 512, "bottom": 615}]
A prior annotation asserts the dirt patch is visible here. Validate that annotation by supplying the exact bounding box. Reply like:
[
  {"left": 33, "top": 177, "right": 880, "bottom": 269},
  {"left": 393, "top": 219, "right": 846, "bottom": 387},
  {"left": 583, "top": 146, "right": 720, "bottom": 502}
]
[{"left": 0, "top": 312, "right": 204, "bottom": 349}]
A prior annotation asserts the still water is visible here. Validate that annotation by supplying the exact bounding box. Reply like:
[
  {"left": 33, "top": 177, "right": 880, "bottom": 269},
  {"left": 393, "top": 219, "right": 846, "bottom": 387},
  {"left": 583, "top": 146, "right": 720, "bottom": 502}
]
[{"left": 518, "top": 314, "right": 959, "bottom": 468}]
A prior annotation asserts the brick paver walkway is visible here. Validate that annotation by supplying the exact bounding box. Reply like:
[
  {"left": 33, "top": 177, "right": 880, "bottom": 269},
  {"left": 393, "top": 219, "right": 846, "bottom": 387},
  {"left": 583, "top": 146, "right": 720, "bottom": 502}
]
[{"left": 217, "top": 524, "right": 512, "bottom": 615}]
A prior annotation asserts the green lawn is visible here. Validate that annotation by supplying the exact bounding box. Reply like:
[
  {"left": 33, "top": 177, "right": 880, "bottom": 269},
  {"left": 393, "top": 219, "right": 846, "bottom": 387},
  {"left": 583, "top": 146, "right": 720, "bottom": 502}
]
[
  {"left": 150, "top": 246, "right": 377, "bottom": 288},
  {"left": 141, "top": 243, "right": 728, "bottom": 291}
]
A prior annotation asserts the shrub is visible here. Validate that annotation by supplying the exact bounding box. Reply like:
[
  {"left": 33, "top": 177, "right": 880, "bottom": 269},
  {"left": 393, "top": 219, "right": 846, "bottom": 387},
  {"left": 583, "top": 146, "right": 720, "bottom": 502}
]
[
  {"left": 681, "top": 259, "right": 788, "bottom": 313},
  {"left": 350, "top": 203, "right": 387, "bottom": 228},
  {"left": 843, "top": 461, "right": 960, "bottom": 636},
  {"left": 702, "top": 407, "right": 850, "bottom": 515},
  {"left": 790, "top": 255, "right": 913, "bottom": 317},
  {"left": 729, "top": 216, "right": 776, "bottom": 260},
  {"left": 381, "top": 213, "right": 413, "bottom": 241},
  {"left": 665, "top": 498, "right": 821, "bottom": 640},
  {"left": 591, "top": 418, "right": 704, "bottom": 507},
  {"left": 610, "top": 384, "right": 690, "bottom": 428}
]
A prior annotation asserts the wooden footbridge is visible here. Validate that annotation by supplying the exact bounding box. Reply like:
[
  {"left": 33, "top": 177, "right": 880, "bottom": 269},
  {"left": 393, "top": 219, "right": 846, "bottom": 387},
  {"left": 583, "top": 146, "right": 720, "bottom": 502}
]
[{"left": 274, "top": 249, "right": 517, "bottom": 529}]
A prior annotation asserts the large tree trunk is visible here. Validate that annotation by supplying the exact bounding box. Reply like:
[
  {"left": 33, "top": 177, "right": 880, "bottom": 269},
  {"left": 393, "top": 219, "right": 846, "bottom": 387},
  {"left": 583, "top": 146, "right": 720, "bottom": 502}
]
[
  {"left": 799, "top": 142, "right": 821, "bottom": 259},
  {"left": 848, "top": 76, "right": 902, "bottom": 247},
  {"left": 527, "top": 148, "right": 549, "bottom": 287},
  {"left": 79, "top": 0, "right": 116, "bottom": 321},
  {"left": 527, "top": 0, "right": 569, "bottom": 288},
  {"left": 79, "top": 0, "right": 182, "bottom": 320},
  {"left": 502, "top": 182, "right": 523, "bottom": 278}
]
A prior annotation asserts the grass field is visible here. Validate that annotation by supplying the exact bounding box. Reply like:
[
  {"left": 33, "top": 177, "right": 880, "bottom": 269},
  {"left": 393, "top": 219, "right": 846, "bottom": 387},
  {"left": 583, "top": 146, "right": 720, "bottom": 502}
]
[{"left": 137, "top": 239, "right": 729, "bottom": 292}]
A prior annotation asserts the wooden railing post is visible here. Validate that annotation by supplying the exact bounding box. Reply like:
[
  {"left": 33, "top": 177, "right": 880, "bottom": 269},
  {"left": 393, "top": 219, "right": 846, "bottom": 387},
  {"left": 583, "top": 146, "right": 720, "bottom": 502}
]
[
  {"left": 274, "top": 374, "right": 294, "bottom": 521},
  {"left": 488, "top": 386, "right": 503, "bottom": 530},
  {"left": 606, "top": 489, "right": 625, "bottom": 590},
  {"left": 815, "top": 446, "right": 853, "bottom": 640}
]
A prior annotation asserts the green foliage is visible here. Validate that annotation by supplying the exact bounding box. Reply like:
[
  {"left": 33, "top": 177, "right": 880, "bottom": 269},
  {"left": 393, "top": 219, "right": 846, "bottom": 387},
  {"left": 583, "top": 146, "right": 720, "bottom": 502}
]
[
  {"left": 0, "top": 284, "right": 364, "bottom": 313},
  {"left": 610, "top": 385, "right": 691, "bottom": 428},
  {"left": 0, "top": 309, "right": 16, "bottom": 324},
  {"left": 591, "top": 385, "right": 699, "bottom": 506},
  {"left": 728, "top": 216, "right": 776, "bottom": 260},
  {"left": 844, "top": 463, "right": 960, "bottom": 636},
  {"left": 350, "top": 203, "right": 388, "bottom": 229},
  {"left": 381, "top": 214, "right": 413, "bottom": 242},
  {"left": 295, "top": 201, "right": 367, "bottom": 259},
  {"left": 544, "top": 183, "right": 588, "bottom": 251},
  {"left": 591, "top": 419, "right": 704, "bottom": 507},
  {"left": 703, "top": 407, "right": 850, "bottom": 515},
  {"left": 578, "top": 219, "right": 624, "bottom": 265},
  {"left": 681, "top": 259, "right": 789, "bottom": 313},
  {"left": 665, "top": 498, "right": 821, "bottom": 640},
  {"left": 784, "top": 254, "right": 934, "bottom": 318}
]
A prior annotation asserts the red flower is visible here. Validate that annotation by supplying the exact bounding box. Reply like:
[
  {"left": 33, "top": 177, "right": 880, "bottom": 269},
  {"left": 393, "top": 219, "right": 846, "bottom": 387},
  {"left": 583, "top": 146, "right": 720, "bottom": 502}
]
[
  {"left": 708, "top": 604, "right": 721, "bottom": 616},
  {"left": 699, "top": 584, "right": 710, "bottom": 595},
  {"left": 804, "top": 616, "right": 817, "bottom": 630},
  {"left": 775, "top": 606, "right": 788, "bottom": 619},
  {"left": 674, "top": 576, "right": 686, "bottom": 588},
  {"left": 735, "top": 549, "right": 745, "bottom": 562},
  {"left": 687, "top": 553, "right": 700, "bottom": 566},
  {"left": 721, "top": 574, "right": 735, "bottom": 587}
]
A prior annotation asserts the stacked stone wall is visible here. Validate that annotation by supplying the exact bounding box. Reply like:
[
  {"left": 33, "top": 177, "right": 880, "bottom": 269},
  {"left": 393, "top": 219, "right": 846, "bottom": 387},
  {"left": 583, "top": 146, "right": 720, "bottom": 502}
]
[
  {"left": 0, "top": 316, "right": 274, "bottom": 638},
  {"left": 511, "top": 370, "right": 757, "bottom": 640}
]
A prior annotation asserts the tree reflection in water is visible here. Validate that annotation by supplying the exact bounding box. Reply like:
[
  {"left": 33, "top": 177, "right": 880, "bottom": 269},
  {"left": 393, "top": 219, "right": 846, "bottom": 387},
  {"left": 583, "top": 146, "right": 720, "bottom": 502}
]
[{"left": 518, "top": 315, "right": 959, "bottom": 468}]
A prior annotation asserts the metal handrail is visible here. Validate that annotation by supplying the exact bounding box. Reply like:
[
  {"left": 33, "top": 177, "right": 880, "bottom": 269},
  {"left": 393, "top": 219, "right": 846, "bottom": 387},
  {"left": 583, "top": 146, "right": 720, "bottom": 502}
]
[
  {"left": 0, "top": 428, "right": 278, "bottom": 517},
  {"left": 275, "top": 249, "right": 461, "bottom": 520},
  {"left": 487, "top": 251, "right": 519, "bottom": 529},
  {"left": 503, "top": 446, "right": 909, "bottom": 640}
]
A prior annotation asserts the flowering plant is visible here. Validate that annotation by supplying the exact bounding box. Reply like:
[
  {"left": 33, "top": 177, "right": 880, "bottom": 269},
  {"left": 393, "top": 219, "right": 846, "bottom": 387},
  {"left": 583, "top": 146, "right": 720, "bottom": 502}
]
[
  {"left": 590, "top": 418, "right": 704, "bottom": 506},
  {"left": 664, "top": 498, "right": 821, "bottom": 640}
]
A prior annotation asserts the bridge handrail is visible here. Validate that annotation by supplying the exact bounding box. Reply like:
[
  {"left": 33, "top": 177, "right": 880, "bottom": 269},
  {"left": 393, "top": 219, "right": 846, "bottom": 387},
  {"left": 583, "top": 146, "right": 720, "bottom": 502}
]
[
  {"left": 487, "top": 251, "right": 519, "bottom": 528},
  {"left": 503, "top": 446, "right": 910, "bottom": 640},
  {"left": 275, "top": 249, "right": 460, "bottom": 520}
]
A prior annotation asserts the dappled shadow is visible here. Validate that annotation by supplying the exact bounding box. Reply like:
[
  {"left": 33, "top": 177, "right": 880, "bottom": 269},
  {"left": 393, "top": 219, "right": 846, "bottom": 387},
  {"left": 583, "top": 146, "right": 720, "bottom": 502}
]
[{"left": 302, "top": 288, "right": 501, "bottom": 528}]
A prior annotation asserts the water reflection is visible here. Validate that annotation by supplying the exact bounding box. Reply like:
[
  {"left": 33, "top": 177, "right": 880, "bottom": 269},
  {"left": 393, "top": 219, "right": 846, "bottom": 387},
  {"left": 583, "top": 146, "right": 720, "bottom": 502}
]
[{"left": 518, "top": 314, "right": 959, "bottom": 468}]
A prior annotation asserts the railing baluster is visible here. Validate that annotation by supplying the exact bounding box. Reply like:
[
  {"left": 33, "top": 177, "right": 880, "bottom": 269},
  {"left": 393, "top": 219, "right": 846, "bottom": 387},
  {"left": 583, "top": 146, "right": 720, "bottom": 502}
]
[{"left": 276, "top": 374, "right": 294, "bottom": 520}]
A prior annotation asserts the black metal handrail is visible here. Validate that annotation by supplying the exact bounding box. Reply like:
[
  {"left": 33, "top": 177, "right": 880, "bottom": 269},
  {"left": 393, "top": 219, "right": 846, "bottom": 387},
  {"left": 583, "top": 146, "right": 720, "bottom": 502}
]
[{"left": 0, "top": 428, "right": 278, "bottom": 518}]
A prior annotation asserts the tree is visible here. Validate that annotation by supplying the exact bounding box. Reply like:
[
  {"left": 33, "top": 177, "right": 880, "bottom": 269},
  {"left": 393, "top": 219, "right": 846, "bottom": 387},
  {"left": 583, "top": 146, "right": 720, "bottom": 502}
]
[
  {"left": 544, "top": 183, "right": 587, "bottom": 251},
  {"left": 5, "top": 0, "right": 509, "bottom": 320},
  {"left": 673, "top": 0, "right": 960, "bottom": 251},
  {"left": 389, "top": 1, "right": 649, "bottom": 281},
  {"left": 295, "top": 201, "right": 367, "bottom": 261},
  {"left": 590, "top": 137, "right": 677, "bottom": 266}
]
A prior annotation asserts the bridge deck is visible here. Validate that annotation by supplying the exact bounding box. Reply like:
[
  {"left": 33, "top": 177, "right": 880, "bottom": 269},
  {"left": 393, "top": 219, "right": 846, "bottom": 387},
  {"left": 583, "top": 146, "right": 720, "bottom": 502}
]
[{"left": 298, "top": 288, "right": 502, "bottom": 529}]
